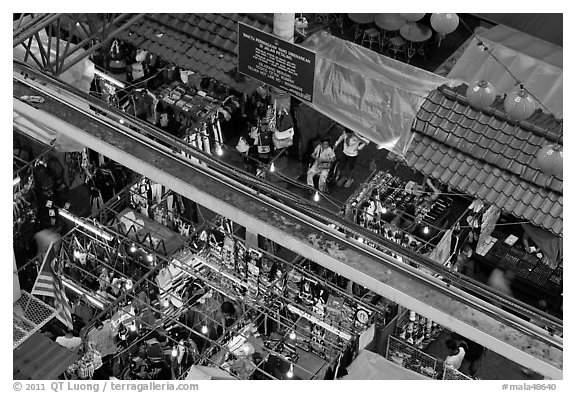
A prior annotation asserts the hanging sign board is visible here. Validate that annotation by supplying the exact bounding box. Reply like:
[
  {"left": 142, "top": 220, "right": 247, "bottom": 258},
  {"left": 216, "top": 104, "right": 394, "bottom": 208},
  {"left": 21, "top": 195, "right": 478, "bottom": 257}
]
[{"left": 238, "top": 22, "right": 316, "bottom": 102}]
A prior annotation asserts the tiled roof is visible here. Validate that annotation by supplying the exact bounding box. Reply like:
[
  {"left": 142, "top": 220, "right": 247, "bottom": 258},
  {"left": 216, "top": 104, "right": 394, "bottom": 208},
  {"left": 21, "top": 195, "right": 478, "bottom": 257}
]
[
  {"left": 405, "top": 84, "right": 563, "bottom": 236},
  {"left": 119, "top": 13, "right": 274, "bottom": 93}
]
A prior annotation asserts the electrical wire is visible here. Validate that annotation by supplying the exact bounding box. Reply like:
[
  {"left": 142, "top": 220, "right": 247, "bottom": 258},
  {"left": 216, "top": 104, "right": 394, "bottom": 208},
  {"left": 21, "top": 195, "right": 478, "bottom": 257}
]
[{"left": 458, "top": 17, "right": 557, "bottom": 118}]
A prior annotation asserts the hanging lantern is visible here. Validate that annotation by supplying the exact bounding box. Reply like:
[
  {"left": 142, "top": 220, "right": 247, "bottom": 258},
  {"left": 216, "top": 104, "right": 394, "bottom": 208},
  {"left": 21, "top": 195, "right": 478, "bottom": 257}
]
[
  {"left": 400, "top": 13, "right": 425, "bottom": 22},
  {"left": 466, "top": 81, "right": 496, "bottom": 110},
  {"left": 504, "top": 89, "right": 536, "bottom": 121},
  {"left": 430, "top": 13, "right": 459, "bottom": 35},
  {"left": 536, "top": 144, "right": 563, "bottom": 178}
]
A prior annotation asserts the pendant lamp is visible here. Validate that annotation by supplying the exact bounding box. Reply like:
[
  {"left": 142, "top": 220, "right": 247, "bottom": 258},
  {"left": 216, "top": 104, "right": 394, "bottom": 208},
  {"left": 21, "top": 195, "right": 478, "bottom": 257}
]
[
  {"left": 536, "top": 144, "right": 563, "bottom": 178},
  {"left": 466, "top": 81, "right": 496, "bottom": 110},
  {"left": 430, "top": 13, "right": 459, "bottom": 35},
  {"left": 400, "top": 13, "right": 425, "bottom": 22},
  {"left": 504, "top": 89, "right": 536, "bottom": 121}
]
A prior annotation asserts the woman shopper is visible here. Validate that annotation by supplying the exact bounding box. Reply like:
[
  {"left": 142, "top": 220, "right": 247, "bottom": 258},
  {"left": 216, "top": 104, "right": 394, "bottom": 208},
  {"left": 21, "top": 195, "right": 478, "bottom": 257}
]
[{"left": 334, "top": 128, "right": 368, "bottom": 188}]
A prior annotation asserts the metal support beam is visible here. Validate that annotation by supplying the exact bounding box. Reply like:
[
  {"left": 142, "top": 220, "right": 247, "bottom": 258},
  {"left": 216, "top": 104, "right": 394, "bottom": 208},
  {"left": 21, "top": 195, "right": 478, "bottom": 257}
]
[
  {"left": 13, "top": 14, "right": 63, "bottom": 47},
  {"left": 13, "top": 73, "right": 563, "bottom": 379}
]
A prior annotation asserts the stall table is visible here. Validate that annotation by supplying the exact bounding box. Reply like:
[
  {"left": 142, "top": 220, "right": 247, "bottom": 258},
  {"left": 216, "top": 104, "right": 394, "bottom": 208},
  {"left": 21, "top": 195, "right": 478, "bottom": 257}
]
[
  {"left": 348, "top": 13, "right": 376, "bottom": 40},
  {"left": 375, "top": 14, "right": 406, "bottom": 32}
]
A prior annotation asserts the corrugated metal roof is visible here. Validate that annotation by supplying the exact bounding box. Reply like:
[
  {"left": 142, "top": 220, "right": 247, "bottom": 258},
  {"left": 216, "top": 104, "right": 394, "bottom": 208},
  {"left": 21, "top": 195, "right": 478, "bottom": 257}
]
[
  {"left": 13, "top": 332, "right": 81, "bottom": 380},
  {"left": 405, "top": 84, "right": 562, "bottom": 236},
  {"left": 119, "top": 13, "right": 274, "bottom": 93}
]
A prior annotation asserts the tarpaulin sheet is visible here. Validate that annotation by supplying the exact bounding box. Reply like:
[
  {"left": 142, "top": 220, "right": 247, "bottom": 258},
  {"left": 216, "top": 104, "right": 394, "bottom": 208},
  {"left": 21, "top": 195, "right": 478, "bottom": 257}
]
[
  {"left": 448, "top": 24, "right": 563, "bottom": 119},
  {"left": 301, "top": 32, "right": 451, "bottom": 156}
]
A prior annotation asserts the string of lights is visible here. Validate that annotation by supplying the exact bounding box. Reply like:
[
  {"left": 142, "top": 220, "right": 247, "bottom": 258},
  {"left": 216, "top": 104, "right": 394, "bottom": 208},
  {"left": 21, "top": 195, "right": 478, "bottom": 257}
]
[{"left": 458, "top": 17, "right": 555, "bottom": 117}]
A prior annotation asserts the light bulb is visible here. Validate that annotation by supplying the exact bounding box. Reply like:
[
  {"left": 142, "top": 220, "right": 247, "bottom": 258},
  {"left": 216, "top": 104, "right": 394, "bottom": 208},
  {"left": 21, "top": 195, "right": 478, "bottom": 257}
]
[
  {"left": 201, "top": 325, "right": 208, "bottom": 334},
  {"left": 171, "top": 347, "right": 178, "bottom": 357},
  {"left": 423, "top": 226, "right": 430, "bottom": 234},
  {"left": 357, "top": 237, "right": 364, "bottom": 243},
  {"left": 162, "top": 299, "right": 170, "bottom": 308},
  {"left": 147, "top": 254, "right": 154, "bottom": 262},
  {"left": 270, "top": 162, "right": 275, "bottom": 172},
  {"left": 216, "top": 145, "right": 223, "bottom": 156},
  {"left": 313, "top": 191, "right": 320, "bottom": 202},
  {"left": 129, "top": 324, "right": 137, "bottom": 332},
  {"left": 129, "top": 244, "right": 137, "bottom": 253},
  {"left": 119, "top": 118, "right": 125, "bottom": 124},
  {"left": 381, "top": 206, "right": 387, "bottom": 214},
  {"left": 287, "top": 363, "right": 294, "bottom": 378},
  {"left": 73, "top": 249, "right": 82, "bottom": 259},
  {"left": 289, "top": 331, "right": 296, "bottom": 340}
]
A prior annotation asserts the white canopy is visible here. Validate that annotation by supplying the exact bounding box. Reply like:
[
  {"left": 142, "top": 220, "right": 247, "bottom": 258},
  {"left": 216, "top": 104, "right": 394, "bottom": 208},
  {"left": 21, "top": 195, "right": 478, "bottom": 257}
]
[
  {"left": 342, "top": 350, "right": 430, "bottom": 380},
  {"left": 448, "top": 24, "right": 562, "bottom": 119}
]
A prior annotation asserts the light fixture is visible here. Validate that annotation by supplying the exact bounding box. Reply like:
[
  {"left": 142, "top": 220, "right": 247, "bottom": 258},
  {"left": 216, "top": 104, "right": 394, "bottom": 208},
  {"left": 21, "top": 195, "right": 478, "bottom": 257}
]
[
  {"left": 59, "top": 209, "right": 114, "bottom": 241},
  {"left": 13, "top": 177, "right": 20, "bottom": 186},
  {"left": 129, "top": 244, "right": 137, "bottom": 253},
  {"left": 380, "top": 206, "right": 387, "bottom": 214},
  {"left": 313, "top": 191, "right": 320, "bottom": 202},
  {"left": 289, "top": 331, "right": 296, "bottom": 340},
  {"left": 270, "top": 162, "right": 275, "bottom": 172},
  {"left": 73, "top": 249, "right": 82, "bottom": 259},
  {"left": 423, "top": 226, "right": 430, "bottom": 234},
  {"left": 504, "top": 88, "right": 536, "bottom": 121},
  {"left": 171, "top": 347, "right": 178, "bottom": 357},
  {"left": 119, "top": 118, "right": 125, "bottom": 124},
  {"left": 357, "top": 237, "right": 364, "bottom": 243},
  {"left": 466, "top": 80, "right": 496, "bottom": 110},
  {"left": 93, "top": 68, "right": 126, "bottom": 88},
  {"left": 536, "top": 144, "right": 563, "bottom": 178},
  {"left": 216, "top": 145, "right": 224, "bottom": 156},
  {"left": 62, "top": 279, "right": 105, "bottom": 309},
  {"left": 162, "top": 299, "right": 170, "bottom": 308},
  {"left": 201, "top": 325, "right": 208, "bottom": 334},
  {"left": 147, "top": 254, "right": 154, "bottom": 262},
  {"left": 286, "top": 363, "right": 294, "bottom": 378},
  {"left": 129, "top": 323, "right": 137, "bottom": 332}
]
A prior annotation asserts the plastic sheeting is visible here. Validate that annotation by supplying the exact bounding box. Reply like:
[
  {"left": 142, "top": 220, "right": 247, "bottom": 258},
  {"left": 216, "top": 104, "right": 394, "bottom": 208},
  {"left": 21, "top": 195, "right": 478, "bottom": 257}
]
[
  {"left": 448, "top": 24, "right": 562, "bottom": 119},
  {"left": 300, "top": 32, "right": 451, "bottom": 156}
]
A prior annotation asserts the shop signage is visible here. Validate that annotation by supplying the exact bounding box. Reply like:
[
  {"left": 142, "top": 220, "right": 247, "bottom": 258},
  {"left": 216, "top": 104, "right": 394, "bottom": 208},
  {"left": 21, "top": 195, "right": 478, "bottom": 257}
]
[{"left": 238, "top": 22, "right": 316, "bottom": 102}]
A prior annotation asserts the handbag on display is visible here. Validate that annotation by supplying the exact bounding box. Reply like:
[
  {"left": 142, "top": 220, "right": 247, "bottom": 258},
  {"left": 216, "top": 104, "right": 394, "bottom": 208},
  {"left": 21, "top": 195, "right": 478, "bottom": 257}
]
[{"left": 273, "top": 111, "right": 295, "bottom": 149}]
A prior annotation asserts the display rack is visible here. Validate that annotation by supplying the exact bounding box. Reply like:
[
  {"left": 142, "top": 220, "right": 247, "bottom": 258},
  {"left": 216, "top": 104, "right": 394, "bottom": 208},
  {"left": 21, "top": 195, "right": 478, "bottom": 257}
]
[
  {"left": 13, "top": 291, "right": 57, "bottom": 349},
  {"left": 442, "top": 364, "right": 472, "bottom": 380},
  {"left": 386, "top": 335, "right": 437, "bottom": 379}
]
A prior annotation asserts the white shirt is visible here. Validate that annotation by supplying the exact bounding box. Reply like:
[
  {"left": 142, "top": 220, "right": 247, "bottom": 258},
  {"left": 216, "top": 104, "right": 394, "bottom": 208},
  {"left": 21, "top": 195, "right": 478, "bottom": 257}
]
[
  {"left": 56, "top": 335, "right": 82, "bottom": 351},
  {"left": 312, "top": 144, "right": 336, "bottom": 167},
  {"left": 335, "top": 132, "right": 368, "bottom": 157},
  {"left": 444, "top": 347, "right": 465, "bottom": 369}
]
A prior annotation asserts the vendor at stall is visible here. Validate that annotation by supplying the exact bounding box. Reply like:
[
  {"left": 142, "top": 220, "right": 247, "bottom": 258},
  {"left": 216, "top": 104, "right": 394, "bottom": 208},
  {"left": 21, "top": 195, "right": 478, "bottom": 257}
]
[{"left": 215, "top": 301, "right": 241, "bottom": 336}]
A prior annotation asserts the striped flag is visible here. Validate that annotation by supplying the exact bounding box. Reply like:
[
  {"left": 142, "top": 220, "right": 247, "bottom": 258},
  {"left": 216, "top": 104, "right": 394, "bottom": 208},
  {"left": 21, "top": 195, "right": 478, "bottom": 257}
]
[{"left": 31, "top": 242, "right": 74, "bottom": 330}]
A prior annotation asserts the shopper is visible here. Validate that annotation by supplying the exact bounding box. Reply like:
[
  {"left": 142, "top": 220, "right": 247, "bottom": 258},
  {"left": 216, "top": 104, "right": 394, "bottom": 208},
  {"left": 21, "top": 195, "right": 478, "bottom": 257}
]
[
  {"left": 55, "top": 330, "right": 83, "bottom": 352},
  {"left": 444, "top": 338, "right": 467, "bottom": 370},
  {"left": 333, "top": 128, "right": 368, "bottom": 188},
  {"left": 307, "top": 137, "right": 336, "bottom": 193},
  {"left": 487, "top": 268, "right": 515, "bottom": 298},
  {"left": 452, "top": 244, "right": 475, "bottom": 277}
]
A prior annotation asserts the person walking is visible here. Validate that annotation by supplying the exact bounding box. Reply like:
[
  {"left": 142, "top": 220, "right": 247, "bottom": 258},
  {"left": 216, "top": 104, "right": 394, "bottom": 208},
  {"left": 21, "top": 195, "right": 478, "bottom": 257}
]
[{"left": 333, "top": 128, "right": 368, "bottom": 188}]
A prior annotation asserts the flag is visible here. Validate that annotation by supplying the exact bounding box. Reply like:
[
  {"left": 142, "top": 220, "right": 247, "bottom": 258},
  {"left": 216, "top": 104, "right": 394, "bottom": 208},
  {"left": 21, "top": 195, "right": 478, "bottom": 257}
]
[{"left": 31, "top": 242, "right": 74, "bottom": 330}]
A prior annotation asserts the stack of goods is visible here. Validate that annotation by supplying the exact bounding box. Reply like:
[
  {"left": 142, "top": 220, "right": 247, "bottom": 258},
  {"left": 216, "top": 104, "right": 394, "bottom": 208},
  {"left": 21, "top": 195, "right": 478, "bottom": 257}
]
[
  {"left": 310, "top": 324, "right": 327, "bottom": 358},
  {"left": 396, "top": 310, "right": 442, "bottom": 350},
  {"left": 156, "top": 81, "right": 220, "bottom": 123},
  {"left": 246, "top": 249, "right": 261, "bottom": 301},
  {"left": 286, "top": 269, "right": 303, "bottom": 302}
]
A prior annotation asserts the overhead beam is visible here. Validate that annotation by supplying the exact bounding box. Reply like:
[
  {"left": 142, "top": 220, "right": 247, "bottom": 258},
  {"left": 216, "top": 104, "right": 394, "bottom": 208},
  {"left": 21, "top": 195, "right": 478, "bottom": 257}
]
[{"left": 13, "top": 75, "right": 563, "bottom": 379}]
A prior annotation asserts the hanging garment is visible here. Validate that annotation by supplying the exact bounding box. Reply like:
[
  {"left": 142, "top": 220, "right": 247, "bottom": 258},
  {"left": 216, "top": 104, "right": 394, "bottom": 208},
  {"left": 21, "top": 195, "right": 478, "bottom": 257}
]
[{"left": 90, "top": 188, "right": 105, "bottom": 216}]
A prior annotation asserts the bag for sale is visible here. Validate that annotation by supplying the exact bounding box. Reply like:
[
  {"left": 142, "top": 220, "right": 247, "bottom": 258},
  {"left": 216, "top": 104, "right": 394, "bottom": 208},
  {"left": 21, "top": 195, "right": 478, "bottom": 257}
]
[{"left": 273, "top": 111, "right": 295, "bottom": 149}]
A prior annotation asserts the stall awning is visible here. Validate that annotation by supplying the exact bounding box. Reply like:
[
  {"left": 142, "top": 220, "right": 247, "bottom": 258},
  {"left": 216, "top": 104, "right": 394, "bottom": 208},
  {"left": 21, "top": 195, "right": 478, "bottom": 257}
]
[
  {"left": 342, "top": 350, "right": 429, "bottom": 380},
  {"left": 118, "top": 13, "right": 273, "bottom": 93},
  {"left": 404, "top": 84, "right": 562, "bottom": 236},
  {"left": 448, "top": 24, "right": 562, "bottom": 119},
  {"left": 13, "top": 332, "right": 81, "bottom": 380},
  {"left": 301, "top": 32, "right": 451, "bottom": 156}
]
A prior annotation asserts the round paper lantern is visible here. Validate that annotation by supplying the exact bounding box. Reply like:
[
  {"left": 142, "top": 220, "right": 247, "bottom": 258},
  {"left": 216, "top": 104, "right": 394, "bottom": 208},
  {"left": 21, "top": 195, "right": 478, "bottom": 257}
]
[
  {"left": 400, "top": 13, "right": 425, "bottom": 22},
  {"left": 504, "top": 89, "right": 536, "bottom": 121},
  {"left": 466, "top": 80, "right": 496, "bottom": 110},
  {"left": 536, "top": 144, "right": 563, "bottom": 178},
  {"left": 430, "top": 13, "right": 459, "bottom": 35}
]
